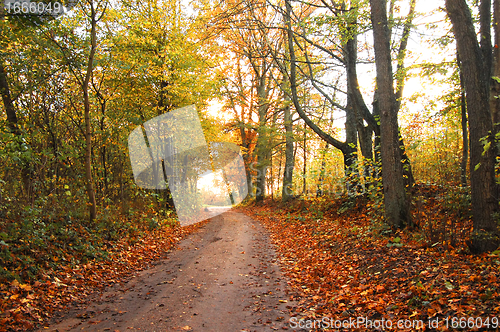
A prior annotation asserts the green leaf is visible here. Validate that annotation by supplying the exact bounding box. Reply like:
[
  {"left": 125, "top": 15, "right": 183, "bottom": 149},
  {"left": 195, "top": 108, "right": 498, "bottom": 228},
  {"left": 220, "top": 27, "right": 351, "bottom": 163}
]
[{"left": 482, "top": 141, "right": 491, "bottom": 156}]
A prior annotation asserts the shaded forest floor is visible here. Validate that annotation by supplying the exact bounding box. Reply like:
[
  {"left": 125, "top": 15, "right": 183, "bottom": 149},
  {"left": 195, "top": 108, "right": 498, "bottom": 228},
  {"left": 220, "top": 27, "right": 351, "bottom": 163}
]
[
  {"left": 1, "top": 184, "right": 500, "bottom": 331},
  {"left": 0, "top": 216, "right": 209, "bottom": 331},
  {"left": 241, "top": 185, "right": 500, "bottom": 331},
  {"left": 36, "top": 211, "right": 292, "bottom": 332}
]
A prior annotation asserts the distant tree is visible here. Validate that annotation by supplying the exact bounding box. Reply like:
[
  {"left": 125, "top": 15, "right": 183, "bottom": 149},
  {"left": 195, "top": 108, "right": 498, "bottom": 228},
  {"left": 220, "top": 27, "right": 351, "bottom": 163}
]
[{"left": 209, "top": 0, "right": 283, "bottom": 203}]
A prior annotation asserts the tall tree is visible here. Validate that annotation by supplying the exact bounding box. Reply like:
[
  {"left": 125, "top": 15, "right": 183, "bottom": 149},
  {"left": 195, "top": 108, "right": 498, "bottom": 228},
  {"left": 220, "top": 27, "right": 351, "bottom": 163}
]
[
  {"left": 280, "top": 0, "right": 418, "bottom": 194},
  {"left": 370, "top": 0, "right": 411, "bottom": 228},
  {"left": 281, "top": 81, "right": 295, "bottom": 202},
  {"left": 284, "top": 0, "right": 357, "bottom": 181},
  {"left": 254, "top": 63, "right": 272, "bottom": 202},
  {"left": 222, "top": 60, "right": 258, "bottom": 193},
  {"left": 446, "top": 0, "right": 500, "bottom": 253},
  {"left": 208, "top": 0, "right": 282, "bottom": 202},
  {"left": 0, "top": 21, "right": 36, "bottom": 198},
  {"left": 491, "top": 0, "right": 500, "bottom": 126},
  {"left": 82, "top": 0, "right": 103, "bottom": 221},
  {"left": 0, "top": 62, "right": 19, "bottom": 136},
  {"left": 456, "top": 51, "right": 469, "bottom": 187},
  {"left": 46, "top": 0, "right": 108, "bottom": 221}
]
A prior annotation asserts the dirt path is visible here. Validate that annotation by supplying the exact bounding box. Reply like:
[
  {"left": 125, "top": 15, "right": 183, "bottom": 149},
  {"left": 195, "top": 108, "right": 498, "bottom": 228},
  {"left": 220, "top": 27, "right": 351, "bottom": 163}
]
[{"left": 40, "top": 211, "right": 298, "bottom": 331}]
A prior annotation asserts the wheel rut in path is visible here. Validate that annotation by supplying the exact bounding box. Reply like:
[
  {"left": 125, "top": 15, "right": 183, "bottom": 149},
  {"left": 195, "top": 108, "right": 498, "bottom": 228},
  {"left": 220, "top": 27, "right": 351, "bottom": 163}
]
[{"left": 41, "top": 211, "right": 300, "bottom": 331}]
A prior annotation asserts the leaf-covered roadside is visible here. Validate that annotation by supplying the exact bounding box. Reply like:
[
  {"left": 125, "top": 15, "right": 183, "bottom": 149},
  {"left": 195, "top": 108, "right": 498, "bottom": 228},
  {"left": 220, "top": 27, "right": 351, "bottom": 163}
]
[
  {"left": 241, "top": 194, "right": 500, "bottom": 331},
  {"left": 0, "top": 216, "right": 206, "bottom": 332}
]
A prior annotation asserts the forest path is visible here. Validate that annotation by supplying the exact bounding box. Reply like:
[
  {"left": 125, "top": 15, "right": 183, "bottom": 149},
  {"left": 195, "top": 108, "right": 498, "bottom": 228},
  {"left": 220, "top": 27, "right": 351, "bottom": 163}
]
[{"left": 40, "top": 211, "right": 297, "bottom": 331}]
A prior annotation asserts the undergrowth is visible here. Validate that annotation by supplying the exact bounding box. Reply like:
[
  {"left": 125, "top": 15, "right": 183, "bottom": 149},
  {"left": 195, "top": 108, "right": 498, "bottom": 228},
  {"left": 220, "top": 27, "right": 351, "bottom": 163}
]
[
  {"left": 0, "top": 200, "right": 179, "bottom": 284},
  {"left": 242, "top": 184, "right": 496, "bottom": 332}
]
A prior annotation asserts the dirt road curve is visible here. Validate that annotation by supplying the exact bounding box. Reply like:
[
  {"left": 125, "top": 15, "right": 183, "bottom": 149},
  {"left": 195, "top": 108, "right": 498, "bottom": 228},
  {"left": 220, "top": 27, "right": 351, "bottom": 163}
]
[{"left": 41, "top": 211, "right": 298, "bottom": 331}]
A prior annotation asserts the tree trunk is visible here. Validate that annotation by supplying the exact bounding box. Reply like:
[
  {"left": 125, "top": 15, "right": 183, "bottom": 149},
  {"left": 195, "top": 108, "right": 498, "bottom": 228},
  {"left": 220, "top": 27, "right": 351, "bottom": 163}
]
[
  {"left": 370, "top": 0, "right": 411, "bottom": 228},
  {"left": 255, "top": 74, "right": 270, "bottom": 203},
  {"left": 155, "top": 80, "right": 176, "bottom": 209},
  {"left": 399, "top": 133, "right": 415, "bottom": 188},
  {"left": 0, "top": 62, "right": 20, "bottom": 136},
  {"left": 358, "top": 125, "right": 373, "bottom": 160},
  {"left": 285, "top": 0, "right": 354, "bottom": 176},
  {"left": 373, "top": 89, "right": 382, "bottom": 166},
  {"left": 446, "top": 0, "right": 500, "bottom": 253},
  {"left": 491, "top": 0, "right": 500, "bottom": 129},
  {"left": 395, "top": 0, "right": 416, "bottom": 188},
  {"left": 302, "top": 121, "right": 307, "bottom": 195},
  {"left": 83, "top": 1, "right": 98, "bottom": 221},
  {"left": 457, "top": 51, "right": 469, "bottom": 187},
  {"left": 269, "top": 152, "right": 274, "bottom": 200},
  {"left": 480, "top": 0, "right": 492, "bottom": 91},
  {"left": 394, "top": 0, "right": 417, "bottom": 111},
  {"left": 240, "top": 126, "right": 254, "bottom": 196},
  {"left": 317, "top": 142, "right": 328, "bottom": 196},
  {"left": 0, "top": 60, "right": 33, "bottom": 197},
  {"left": 282, "top": 95, "right": 294, "bottom": 202},
  {"left": 344, "top": 34, "right": 360, "bottom": 190},
  {"left": 98, "top": 97, "right": 108, "bottom": 198}
]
